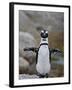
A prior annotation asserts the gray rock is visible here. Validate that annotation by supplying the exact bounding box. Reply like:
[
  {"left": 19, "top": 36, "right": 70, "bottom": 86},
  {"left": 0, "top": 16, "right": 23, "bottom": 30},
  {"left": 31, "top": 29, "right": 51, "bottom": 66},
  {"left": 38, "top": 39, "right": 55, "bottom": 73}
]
[
  {"left": 19, "top": 57, "right": 29, "bottom": 68},
  {"left": 19, "top": 57, "right": 29, "bottom": 74},
  {"left": 19, "top": 32, "right": 37, "bottom": 64},
  {"left": 19, "top": 74, "right": 39, "bottom": 79}
]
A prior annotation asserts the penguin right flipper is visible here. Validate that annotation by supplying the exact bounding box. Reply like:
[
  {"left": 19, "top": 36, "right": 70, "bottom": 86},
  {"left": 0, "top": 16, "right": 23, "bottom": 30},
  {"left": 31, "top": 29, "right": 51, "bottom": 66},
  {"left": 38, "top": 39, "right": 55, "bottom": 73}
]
[
  {"left": 24, "top": 47, "right": 38, "bottom": 53},
  {"left": 24, "top": 47, "right": 39, "bottom": 64}
]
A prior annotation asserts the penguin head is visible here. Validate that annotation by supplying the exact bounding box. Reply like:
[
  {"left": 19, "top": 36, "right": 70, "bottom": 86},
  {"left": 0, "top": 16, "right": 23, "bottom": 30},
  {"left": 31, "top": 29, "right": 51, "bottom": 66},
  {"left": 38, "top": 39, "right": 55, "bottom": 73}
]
[{"left": 41, "top": 30, "right": 48, "bottom": 38}]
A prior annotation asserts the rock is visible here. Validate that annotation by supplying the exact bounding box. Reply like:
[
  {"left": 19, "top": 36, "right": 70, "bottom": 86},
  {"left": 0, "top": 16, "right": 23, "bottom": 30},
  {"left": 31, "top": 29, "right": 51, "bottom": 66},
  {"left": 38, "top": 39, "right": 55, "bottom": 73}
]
[
  {"left": 19, "top": 57, "right": 29, "bottom": 74},
  {"left": 19, "top": 32, "right": 37, "bottom": 64},
  {"left": 19, "top": 57, "right": 29, "bottom": 68},
  {"left": 19, "top": 32, "right": 36, "bottom": 48},
  {"left": 19, "top": 74, "right": 39, "bottom": 79},
  {"left": 28, "top": 62, "right": 37, "bottom": 75}
]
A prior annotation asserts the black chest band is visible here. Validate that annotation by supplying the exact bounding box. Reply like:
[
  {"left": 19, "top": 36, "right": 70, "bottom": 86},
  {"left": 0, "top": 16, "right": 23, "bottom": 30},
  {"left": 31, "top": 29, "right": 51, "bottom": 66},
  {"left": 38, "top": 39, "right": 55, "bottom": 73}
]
[{"left": 40, "top": 43, "right": 48, "bottom": 46}]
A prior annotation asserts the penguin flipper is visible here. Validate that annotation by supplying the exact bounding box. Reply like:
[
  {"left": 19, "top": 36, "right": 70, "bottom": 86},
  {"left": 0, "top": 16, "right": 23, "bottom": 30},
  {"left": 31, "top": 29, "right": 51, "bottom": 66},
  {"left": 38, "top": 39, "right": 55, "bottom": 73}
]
[
  {"left": 24, "top": 47, "right": 38, "bottom": 53},
  {"left": 49, "top": 48, "right": 62, "bottom": 62}
]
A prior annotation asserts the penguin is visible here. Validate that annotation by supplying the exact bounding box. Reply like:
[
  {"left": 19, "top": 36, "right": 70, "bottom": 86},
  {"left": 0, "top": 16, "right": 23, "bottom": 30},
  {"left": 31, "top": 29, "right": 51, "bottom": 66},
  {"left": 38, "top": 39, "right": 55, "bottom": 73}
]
[
  {"left": 24, "top": 30, "right": 62, "bottom": 78},
  {"left": 36, "top": 30, "right": 50, "bottom": 78}
]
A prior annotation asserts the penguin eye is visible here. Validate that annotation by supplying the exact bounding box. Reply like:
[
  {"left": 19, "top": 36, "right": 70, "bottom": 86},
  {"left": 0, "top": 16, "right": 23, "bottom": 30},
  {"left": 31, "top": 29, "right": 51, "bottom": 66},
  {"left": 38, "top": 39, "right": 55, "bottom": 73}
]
[{"left": 41, "top": 30, "right": 44, "bottom": 33}]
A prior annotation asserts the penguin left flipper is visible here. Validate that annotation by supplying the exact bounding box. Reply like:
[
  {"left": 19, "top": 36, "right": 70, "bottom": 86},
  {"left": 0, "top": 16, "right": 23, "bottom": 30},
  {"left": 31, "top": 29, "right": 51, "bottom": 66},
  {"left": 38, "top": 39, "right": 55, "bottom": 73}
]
[
  {"left": 24, "top": 47, "right": 38, "bottom": 53},
  {"left": 49, "top": 48, "right": 62, "bottom": 63}
]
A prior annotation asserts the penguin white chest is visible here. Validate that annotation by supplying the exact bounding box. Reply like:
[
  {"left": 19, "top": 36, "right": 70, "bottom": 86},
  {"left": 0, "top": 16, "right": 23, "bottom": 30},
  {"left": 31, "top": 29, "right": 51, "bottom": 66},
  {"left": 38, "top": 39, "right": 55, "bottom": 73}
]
[{"left": 36, "top": 45, "right": 51, "bottom": 75}]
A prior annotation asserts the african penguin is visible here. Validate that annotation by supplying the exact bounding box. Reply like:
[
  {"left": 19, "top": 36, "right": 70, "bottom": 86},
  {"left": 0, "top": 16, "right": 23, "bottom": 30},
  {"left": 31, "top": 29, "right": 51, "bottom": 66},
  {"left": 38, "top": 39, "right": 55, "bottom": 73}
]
[
  {"left": 36, "top": 30, "right": 51, "bottom": 78},
  {"left": 23, "top": 30, "right": 61, "bottom": 78}
]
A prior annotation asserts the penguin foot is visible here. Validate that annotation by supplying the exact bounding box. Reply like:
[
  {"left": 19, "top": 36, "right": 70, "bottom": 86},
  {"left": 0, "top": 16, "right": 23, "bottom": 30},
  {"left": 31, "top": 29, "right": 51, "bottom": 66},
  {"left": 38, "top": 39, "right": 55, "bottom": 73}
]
[
  {"left": 39, "top": 74, "right": 45, "bottom": 78},
  {"left": 45, "top": 73, "right": 49, "bottom": 78},
  {"left": 37, "top": 73, "right": 49, "bottom": 78}
]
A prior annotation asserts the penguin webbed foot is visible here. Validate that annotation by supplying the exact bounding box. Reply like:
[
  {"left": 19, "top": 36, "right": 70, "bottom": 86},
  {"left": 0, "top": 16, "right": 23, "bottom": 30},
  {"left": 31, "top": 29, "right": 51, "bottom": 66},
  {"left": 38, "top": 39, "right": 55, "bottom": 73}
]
[
  {"left": 39, "top": 75, "right": 45, "bottom": 78},
  {"left": 37, "top": 73, "right": 49, "bottom": 78},
  {"left": 45, "top": 73, "right": 49, "bottom": 78}
]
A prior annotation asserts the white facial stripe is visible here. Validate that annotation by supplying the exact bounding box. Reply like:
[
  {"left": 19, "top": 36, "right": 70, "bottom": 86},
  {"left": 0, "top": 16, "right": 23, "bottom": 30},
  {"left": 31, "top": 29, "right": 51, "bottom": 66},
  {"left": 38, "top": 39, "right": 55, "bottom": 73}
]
[
  {"left": 41, "top": 30, "right": 44, "bottom": 33},
  {"left": 46, "top": 31, "right": 48, "bottom": 34}
]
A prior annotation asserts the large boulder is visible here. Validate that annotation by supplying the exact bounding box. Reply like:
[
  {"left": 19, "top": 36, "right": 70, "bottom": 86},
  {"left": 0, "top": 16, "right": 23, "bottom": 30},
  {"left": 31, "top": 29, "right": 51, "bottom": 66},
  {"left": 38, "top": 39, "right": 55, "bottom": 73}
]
[
  {"left": 19, "top": 32, "right": 37, "bottom": 64},
  {"left": 19, "top": 57, "right": 29, "bottom": 74}
]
